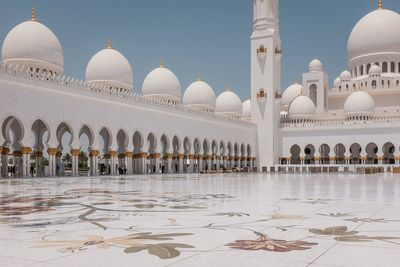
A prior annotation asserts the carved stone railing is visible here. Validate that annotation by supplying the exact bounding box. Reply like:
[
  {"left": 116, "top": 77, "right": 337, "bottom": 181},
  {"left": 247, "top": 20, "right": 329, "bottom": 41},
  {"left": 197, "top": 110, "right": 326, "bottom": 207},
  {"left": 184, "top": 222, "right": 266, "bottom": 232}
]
[
  {"left": 281, "top": 114, "right": 400, "bottom": 129},
  {"left": 0, "top": 63, "right": 255, "bottom": 127}
]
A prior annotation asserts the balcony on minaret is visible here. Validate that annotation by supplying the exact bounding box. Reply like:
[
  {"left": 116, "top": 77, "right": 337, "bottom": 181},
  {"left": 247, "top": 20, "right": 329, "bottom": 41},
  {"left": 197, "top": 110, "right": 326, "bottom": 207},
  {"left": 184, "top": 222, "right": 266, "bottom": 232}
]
[
  {"left": 275, "top": 46, "right": 282, "bottom": 55},
  {"left": 257, "top": 45, "right": 267, "bottom": 61},
  {"left": 257, "top": 88, "right": 267, "bottom": 100}
]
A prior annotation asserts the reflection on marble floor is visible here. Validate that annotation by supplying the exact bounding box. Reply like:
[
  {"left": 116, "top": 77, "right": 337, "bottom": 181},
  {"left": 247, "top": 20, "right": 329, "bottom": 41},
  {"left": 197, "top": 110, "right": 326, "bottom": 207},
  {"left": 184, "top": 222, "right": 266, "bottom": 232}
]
[{"left": 0, "top": 173, "right": 399, "bottom": 267}]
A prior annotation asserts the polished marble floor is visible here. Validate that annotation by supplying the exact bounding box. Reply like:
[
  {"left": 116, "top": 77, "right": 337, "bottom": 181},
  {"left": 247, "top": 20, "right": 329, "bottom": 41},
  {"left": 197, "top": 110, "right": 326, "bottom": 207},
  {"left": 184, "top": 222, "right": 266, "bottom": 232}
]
[{"left": 0, "top": 173, "right": 399, "bottom": 267}]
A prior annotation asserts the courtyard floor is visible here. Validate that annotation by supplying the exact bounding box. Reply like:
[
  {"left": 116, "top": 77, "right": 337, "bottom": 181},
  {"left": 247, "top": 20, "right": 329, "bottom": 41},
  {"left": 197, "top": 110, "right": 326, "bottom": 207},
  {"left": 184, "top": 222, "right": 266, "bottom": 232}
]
[{"left": 0, "top": 173, "right": 399, "bottom": 267}]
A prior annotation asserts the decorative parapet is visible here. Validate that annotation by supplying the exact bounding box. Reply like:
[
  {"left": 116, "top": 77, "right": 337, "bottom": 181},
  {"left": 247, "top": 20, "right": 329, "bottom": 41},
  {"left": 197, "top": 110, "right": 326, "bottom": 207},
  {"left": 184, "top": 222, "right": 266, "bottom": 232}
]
[
  {"left": 0, "top": 63, "right": 255, "bottom": 127},
  {"left": 280, "top": 114, "right": 400, "bottom": 129}
]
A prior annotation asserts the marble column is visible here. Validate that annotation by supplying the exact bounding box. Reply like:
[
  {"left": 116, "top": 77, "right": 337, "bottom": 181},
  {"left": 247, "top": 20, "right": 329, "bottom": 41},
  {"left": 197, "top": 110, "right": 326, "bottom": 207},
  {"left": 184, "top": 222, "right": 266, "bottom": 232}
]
[
  {"left": 126, "top": 152, "right": 134, "bottom": 175},
  {"left": 47, "top": 148, "right": 58, "bottom": 177},
  {"left": 118, "top": 153, "right": 126, "bottom": 174},
  {"left": 21, "top": 147, "right": 32, "bottom": 177},
  {"left": 378, "top": 155, "right": 384, "bottom": 165},
  {"left": 89, "top": 150, "right": 100, "bottom": 176},
  {"left": 222, "top": 156, "right": 227, "bottom": 170},
  {"left": 1, "top": 147, "right": 9, "bottom": 178},
  {"left": 229, "top": 157, "right": 234, "bottom": 170},
  {"left": 162, "top": 153, "right": 171, "bottom": 174},
  {"left": 71, "top": 149, "right": 80, "bottom": 176},
  {"left": 150, "top": 153, "right": 160, "bottom": 174},
  {"left": 206, "top": 156, "right": 212, "bottom": 172},
  {"left": 188, "top": 154, "right": 195, "bottom": 173},
  {"left": 110, "top": 151, "right": 118, "bottom": 175},
  {"left": 178, "top": 154, "right": 184, "bottom": 173},
  {"left": 198, "top": 156, "right": 204, "bottom": 173},
  {"left": 216, "top": 155, "right": 221, "bottom": 171}
]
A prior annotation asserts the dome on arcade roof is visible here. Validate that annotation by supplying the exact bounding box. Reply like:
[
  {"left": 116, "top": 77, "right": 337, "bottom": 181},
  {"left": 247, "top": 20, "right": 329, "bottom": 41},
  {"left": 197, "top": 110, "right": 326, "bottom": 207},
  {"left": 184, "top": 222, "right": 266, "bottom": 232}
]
[
  {"left": 142, "top": 60, "right": 182, "bottom": 102},
  {"left": 183, "top": 78, "right": 216, "bottom": 111},
  {"left": 2, "top": 8, "right": 64, "bottom": 74},
  {"left": 215, "top": 88, "right": 243, "bottom": 117},
  {"left": 85, "top": 39, "right": 133, "bottom": 92}
]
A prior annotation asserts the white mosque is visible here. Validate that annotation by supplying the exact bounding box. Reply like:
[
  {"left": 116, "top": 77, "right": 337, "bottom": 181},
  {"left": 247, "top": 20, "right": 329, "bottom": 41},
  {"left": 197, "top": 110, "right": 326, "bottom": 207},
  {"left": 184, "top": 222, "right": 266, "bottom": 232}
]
[{"left": 0, "top": 0, "right": 399, "bottom": 178}]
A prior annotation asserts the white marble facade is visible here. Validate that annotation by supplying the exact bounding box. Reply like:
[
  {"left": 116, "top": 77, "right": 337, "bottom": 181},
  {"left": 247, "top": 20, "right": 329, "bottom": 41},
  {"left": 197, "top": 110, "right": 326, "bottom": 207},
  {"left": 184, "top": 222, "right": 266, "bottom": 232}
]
[{"left": 0, "top": 1, "right": 400, "bottom": 177}]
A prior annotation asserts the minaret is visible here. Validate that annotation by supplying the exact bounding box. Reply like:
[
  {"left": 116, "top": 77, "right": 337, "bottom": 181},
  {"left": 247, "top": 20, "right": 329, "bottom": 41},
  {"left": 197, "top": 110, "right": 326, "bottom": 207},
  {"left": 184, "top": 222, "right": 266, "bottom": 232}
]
[{"left": 251, "top": 0, "right": 282, "bottom": 171}]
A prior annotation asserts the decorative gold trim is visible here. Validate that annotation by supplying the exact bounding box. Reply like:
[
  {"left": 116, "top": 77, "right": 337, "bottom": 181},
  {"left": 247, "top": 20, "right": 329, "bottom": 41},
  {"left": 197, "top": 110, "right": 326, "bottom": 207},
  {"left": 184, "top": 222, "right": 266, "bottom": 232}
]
[
  {"left": 107, "top": 38, "right": 112, "bottom": 49},
  {"left": 160, "top": 58, "right": 165, "bottom": 68},
  {"left": 257, "top": 45, "right": 267, "bottom": 55},
  {"left": 47, "top": 148, "right": 58, "bottom": 156},
  {"left": 150, "top": 153, "right": 161, "bottom": 159},
  {"left": 378, "top": 0, "right": 383, "bottom": 9},
  {"left": 1, "top": 147, "right": 10, "bottom": 155},
  {"left": 89, "top": 150, "right": 100, "bottom": 157},
  {"left": 31, "top": 7, "right": 37, "bottom": 21},
  {"left": 71, "top": 149, "right": 80, "bottom": 156},
  {"left": 126, "top": 152, "right": 134, "bottom": 158}
]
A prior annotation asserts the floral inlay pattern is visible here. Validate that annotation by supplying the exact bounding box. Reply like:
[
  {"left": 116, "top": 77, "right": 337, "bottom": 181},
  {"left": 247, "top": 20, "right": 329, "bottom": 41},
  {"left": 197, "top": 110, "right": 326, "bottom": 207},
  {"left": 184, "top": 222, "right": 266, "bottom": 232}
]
[{"left": 225, "top": 233, "right": 317, "bottom": 252}]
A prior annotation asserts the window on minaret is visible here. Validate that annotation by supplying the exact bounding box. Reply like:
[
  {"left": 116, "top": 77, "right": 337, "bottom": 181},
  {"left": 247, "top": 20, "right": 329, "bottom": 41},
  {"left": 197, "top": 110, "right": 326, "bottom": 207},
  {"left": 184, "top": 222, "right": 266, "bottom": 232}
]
[{"left": 360, "top": 65, "right": 364, "bottom": 75}]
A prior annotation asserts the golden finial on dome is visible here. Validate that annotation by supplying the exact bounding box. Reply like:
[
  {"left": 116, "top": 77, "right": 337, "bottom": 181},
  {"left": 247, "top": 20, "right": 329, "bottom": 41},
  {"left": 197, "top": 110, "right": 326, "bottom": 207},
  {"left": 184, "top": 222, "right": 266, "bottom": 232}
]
[
  {"left": 160, "top": 58, "right": 165, "bottom": 68},
  {"left": 225, "top": 87, "right": 232, "bottom": 92},
  {"left": 31, "top": 7, "right": 37, "bottom": 21},
  {"left": 378, "top": 0, "right": 383, "bottom": 9},
  {"left": 107, "top": 38, "right": 112, "bottom": 49},
  {"left": 197, "top": 73, "right": 203, "bottom": 81}
]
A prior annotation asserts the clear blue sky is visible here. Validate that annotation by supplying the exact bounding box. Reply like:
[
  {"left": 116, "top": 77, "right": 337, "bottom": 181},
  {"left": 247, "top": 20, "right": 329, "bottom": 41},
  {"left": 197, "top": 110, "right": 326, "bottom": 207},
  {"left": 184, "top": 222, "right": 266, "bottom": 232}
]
[{"left": 0, "top": 0, "right": 399, "bottom": 101}]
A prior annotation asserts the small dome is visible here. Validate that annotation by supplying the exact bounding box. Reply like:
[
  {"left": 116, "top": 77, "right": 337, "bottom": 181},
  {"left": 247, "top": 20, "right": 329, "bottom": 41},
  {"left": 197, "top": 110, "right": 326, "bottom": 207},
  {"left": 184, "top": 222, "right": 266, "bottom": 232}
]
[
  {"left": 348, "top": 8, "right": 400, "bottom": 62},
  {"left": 142, "top": 64, "right": 181, "bottom": 102},
  {"left": 216, "top": 89, "right": 243, "bottom": 118},
  {"left": 309, "top": 59, "right": 323, "bottom": 72},
  {"left": 183, "top": 80, "right": 216, "bottom": 111},
  {"left": 344, "top": 91, "right": 375, "bottom": 117},
  {"left": 2, "top": 14, "right": 63, "bottom": 74},
  {"left": 369, "top": 64, "right": 381, "bottom": 76},
  {"left": 242, "top": 99, "right": 252, "bottom": 119},
  {"left": 340, "top": 70, "right": 351, "bottom": 81},
  {"left": 282, "top": 83, "right": 302, "bottom": 106},
  {"left": 333, "top": 77, "right": 341, "bottom": 86},
  {"left": 86, "top": 41, "right": 133, "bottom": 92},
  {"left": 288, "top": 95, "right": 315, "bottom": 120}
]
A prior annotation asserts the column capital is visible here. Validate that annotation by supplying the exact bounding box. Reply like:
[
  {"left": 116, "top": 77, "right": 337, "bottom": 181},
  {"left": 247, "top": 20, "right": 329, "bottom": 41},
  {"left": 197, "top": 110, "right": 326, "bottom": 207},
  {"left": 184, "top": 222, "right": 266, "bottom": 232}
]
[
  {"left": 56, "top": 151, "right": 62, "bottom": 157},
  {"left": 126, "top": 152, "right": 134, "bottom": 158},
  {"left": 109, "top": 151, "right": 118, "bottom": 157},
  {"left": 71, "top": 149, "right": 80, "bottom": 156},
  {"left": 139, "top": 152, "right": 148, "bottom": 158},
  {"left": 21, "top": 147, "right": 32, "bottom": 155},
  {"left": 118, "top": 153, "right": 126, "bottom": 159},
  {"left": 34, "top": 151, "right": 44, "bottom": 157},
  {"left": 188, "top": 154, "right": 195, "bottom": 160},
  {"left": 89, "top": 150, "right": 100, "bottom": 157},
  {"left": 47, "top": 148, "right": 58, "bottom": 156},
  {"left": 150, "top": 153, "right": 161, "bottom": 159},
  {"left": 163, "top": 153, "right": 174, "bottom": 160},
  {"left": 178, "top": 154, "right": 185, "bottom": 160},
  {"left": 1, "top": 147, "right": 10, "bottom": 155}
]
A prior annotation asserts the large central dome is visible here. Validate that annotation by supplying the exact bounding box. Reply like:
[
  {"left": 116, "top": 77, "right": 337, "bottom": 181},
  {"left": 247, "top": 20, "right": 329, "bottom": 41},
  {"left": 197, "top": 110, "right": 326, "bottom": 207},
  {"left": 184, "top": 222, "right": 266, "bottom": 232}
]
[{"left": 348, "top": 8, "right": 400, "bottom": 62}]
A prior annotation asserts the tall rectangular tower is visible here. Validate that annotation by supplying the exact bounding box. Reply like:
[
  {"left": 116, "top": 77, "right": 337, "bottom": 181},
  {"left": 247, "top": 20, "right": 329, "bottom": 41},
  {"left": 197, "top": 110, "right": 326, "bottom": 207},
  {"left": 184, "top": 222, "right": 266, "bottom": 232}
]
[{"left": 251, "top": 0, "right": 281, "bottom": 171}]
